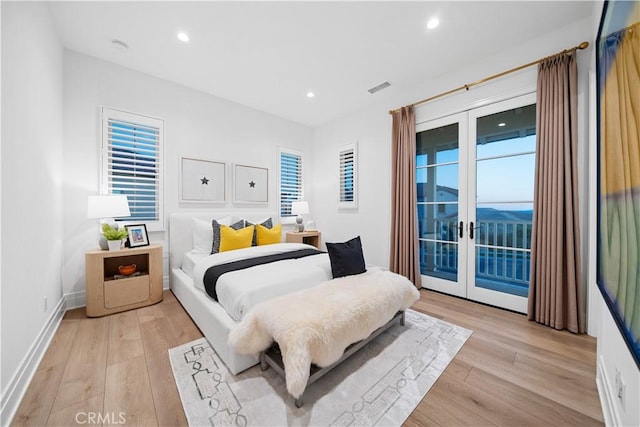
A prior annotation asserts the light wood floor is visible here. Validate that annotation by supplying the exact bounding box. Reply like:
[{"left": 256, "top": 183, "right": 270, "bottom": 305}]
[{"left": 12, "top": 289, "right": 604, "bottom": 426}]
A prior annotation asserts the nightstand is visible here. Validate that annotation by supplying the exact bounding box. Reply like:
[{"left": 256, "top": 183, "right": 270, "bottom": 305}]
[
  {"left": 85, "top": 244, "right": 163, "bottom": 317},
  {"left": 286, "top": 231, "right": 321, "bottom": 249}
]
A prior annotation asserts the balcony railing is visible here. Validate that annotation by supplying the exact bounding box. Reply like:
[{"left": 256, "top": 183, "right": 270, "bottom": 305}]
[{"left": 420, "top": 219, "right": 532, "bottom": 296}]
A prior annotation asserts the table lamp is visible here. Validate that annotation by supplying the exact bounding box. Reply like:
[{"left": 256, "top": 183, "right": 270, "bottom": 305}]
[
  {"left": 291, "top": 201, "right": 309, "bottom": 232},
  {"left": 87, "top": 195, "right": 131, "bottom": 249}
]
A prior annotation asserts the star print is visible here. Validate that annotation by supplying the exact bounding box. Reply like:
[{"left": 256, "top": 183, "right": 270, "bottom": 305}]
[
  {"left": 249, "top": 181, "right": 256, "bottom": 188},
  {"left": 201, "top": 176, "right": 209, "bottom": 185}
]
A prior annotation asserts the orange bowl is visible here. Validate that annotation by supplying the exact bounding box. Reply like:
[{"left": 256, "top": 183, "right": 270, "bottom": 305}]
[{"left": 118, "top": 264, "right": 137, "bottom": 276}]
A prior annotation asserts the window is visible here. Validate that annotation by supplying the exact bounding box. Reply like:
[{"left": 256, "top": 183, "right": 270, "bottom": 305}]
[
  {"left": 279, "top": 148, "right": 303, "bottom": 218},
  {"left": 101, "top": 107, "right": 164, "bottom": 230},
  {"left": 338, "top": 143, "right": 358, "bottom": 209}
]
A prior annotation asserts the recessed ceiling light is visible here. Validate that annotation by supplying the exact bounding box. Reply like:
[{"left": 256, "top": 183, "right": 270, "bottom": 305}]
[
  {"left": 427, "top": 17, "right": 440, "bottom": 30},
  {"left": 177, "top": 32, "right": 190, "bottom": 43},
  {"left": 111, "top": 39, "right": 129, "bottom": 51},
  {"left": 306, "top": 91, "right": 315, "bottom": 98},
  {"left": 498, "top": 122, "right": 506, "bottom": 127}
]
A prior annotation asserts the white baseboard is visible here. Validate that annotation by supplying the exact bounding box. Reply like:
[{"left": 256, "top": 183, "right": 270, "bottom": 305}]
[
  {"left": 596, "top": 355, "right": 620, "bottom": 427},
  {"left": 65, "top": 290, "right": 86, "bottom": 309},
  {"left": 0, "top": 297, "right": 66, "bottom": 426}
]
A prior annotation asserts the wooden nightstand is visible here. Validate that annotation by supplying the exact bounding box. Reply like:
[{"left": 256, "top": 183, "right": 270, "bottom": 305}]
[
  {"left": 286, "top": 231, "right": 321, "bottom": 249},
  {"left": 85, "top": 244, "right": 163, "bottom": 317}
]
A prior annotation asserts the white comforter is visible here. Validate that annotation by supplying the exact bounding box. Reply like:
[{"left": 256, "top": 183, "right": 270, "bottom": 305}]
[{"left": 192, "top": 243, "right": 333, "bottom": 321}]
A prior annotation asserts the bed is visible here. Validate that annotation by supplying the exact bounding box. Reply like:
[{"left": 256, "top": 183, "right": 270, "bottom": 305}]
[
  {"left": 169, "top": 212, "right": 334, "bottom": 374},
  {"left": 169, "top": 212, "right": 420, "bottom": 399}
]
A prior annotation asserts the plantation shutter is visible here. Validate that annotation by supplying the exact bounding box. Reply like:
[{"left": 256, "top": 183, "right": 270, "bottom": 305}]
[
  {"left": 338, "top": 143, "right": 358, "bottom": 209},
  {"left": 102, "top": 107, "right": 164, "bottom": 228},
  {"left": 279, "top": 150, "right": 303, "bottom": 217}
]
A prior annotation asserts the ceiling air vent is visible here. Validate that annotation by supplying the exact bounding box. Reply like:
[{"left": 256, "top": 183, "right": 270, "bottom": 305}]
[{"left": 368, "top": 81, "right": 391, "bottom": 94}]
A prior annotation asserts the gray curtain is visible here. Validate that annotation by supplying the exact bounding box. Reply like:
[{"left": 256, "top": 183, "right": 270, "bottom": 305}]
[
  {"left": 390, "top": 106, "right": 422, "bottom": 288},
  {"left": 528, "top": 52, "right": 584, "bottom": 333}
]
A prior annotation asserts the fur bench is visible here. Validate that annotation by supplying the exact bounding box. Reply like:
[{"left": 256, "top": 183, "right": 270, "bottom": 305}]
[{"left": 228, "top": 269, "right": 420, "bottom": 405}]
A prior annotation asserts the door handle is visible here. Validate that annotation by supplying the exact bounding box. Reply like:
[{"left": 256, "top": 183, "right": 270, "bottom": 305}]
[
  {"left": 459, "top": 221, "right": 464, "bottom": 238},
  {"left": 469, "top": 221, "right": 474, "bottom": 239}
]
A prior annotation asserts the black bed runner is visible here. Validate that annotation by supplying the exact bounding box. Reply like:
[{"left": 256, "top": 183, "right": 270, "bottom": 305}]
[{"left": 203, "top": 248, "right": 324, "bottom": 301}]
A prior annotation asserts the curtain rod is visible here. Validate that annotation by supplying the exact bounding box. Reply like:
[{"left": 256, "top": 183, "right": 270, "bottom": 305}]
[{"left": 388, "top": 41, "right": 589, "bottom": 115}]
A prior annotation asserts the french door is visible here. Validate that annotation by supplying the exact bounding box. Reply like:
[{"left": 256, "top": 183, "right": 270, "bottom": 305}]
[{"left": 416, "top": 93, "right": 536, "bottom": 313}]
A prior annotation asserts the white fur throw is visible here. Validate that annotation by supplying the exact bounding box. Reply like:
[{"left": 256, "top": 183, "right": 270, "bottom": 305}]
[{"left": 228, "top": 269, "right": 420, "bottom": 398}]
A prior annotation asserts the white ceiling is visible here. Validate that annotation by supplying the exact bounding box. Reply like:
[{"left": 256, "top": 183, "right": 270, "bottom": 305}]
[{"left": 49, "top": 1, "right": 593, "bottom": 127}]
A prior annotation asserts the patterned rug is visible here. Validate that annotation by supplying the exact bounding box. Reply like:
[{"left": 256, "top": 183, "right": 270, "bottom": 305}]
[{"left": 168, "top": 309, "right": 471, "bottom": 426}]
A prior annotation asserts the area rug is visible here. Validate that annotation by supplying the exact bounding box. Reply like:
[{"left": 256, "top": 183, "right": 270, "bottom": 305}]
[{"left": 169, "top": 309, "right": 472, "bottom": 426}]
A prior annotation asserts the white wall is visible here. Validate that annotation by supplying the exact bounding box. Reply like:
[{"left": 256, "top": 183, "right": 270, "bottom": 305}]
[
  {"left": 311, "top": 108, "right": 392, "bottom": 267},
  {"left": 0, "top": 1, "right": 64, "bottom": 422},
  {"left": 62, "top": 51, "right": 313, "bottom": 304},
  {"left": 312, "top": 17, "right": 593, "bottom": 279}
]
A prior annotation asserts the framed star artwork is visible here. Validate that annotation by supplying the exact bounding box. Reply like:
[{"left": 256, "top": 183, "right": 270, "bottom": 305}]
[
  {"left": 233, "top": 164, "right": 268, "bottom": 204},
  {"left": 180, "top": 157, "right": 226, "bottom": 203}
]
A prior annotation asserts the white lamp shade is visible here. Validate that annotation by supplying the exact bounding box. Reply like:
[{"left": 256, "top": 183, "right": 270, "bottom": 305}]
[
  {"left": 291, "top": 201, "right": 309, "bottom": 215},
  {"left": 87, "top": 195, "right": 131, "bottom": 219}
]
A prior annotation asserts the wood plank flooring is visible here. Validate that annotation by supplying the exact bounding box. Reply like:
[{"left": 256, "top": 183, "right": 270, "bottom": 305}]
[{"left": 12, "top": 289, "right": 603, "bottom": 426}]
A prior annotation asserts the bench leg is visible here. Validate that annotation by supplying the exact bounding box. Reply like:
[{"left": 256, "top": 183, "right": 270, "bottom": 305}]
[
  {"left": 400, "top": 311, "right": 406, "bottom": 326},
  {"left": 294, "top": 396, "right": 303, "bottom": 408},
  {"left": 260, "top": 352, "right": 268, "bottom": 371}
]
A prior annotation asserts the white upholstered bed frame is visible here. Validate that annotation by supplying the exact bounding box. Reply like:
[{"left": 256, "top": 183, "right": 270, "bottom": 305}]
[{"left": 168, "top": 211, "right": 278, "bottom": 374}]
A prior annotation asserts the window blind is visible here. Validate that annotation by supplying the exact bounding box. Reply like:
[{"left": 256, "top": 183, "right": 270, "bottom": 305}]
[
  {"left": 279, "top": 151, "right": 303, "bottom": 217},
  {"left": 102, "top": 107, "right": 164, "bottom": 226},
  {"left": 339, "top": 149, "right": 355, "bottom": 202},
  {"left": 338, "top": 143, "right": 358, "bottom": 209}
]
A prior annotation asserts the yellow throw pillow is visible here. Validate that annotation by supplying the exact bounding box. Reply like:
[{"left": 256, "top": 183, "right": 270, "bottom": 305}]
[
  {"left": 256, "top": 223, "right": 282, "bottom": 246},
  {"left": 219, "top": 225, "right": 254, "bottom": 252}
]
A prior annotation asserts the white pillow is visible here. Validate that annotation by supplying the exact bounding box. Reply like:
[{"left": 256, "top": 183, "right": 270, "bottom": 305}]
[{"left": 192, "top": 216, "right": 233, "bottom": 254}]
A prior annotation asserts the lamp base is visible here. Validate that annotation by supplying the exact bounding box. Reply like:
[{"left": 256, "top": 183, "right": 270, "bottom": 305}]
[
  {"left": 98, "top": 235, "right": 109, "bottom": 250},
  {"left": 296, "top": 215, "right": 305, "bottom": 232}
]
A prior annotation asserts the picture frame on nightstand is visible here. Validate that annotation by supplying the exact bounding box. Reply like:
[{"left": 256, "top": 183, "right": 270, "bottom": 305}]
[{"left": 126, "top": 224, "right": 149, "bottom": 248}]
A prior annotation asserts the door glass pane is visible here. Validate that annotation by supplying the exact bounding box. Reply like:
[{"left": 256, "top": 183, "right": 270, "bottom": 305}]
[
  {"left": 477, "top": 135, "right": 536, "bottom": 159},
  {"left": 476, "top": 104, "right": 536, "bottom": 158},
  {"left": 474, "top": 103, "right": 535, "bottom": 298},
  {"left": 416, "top": 122, "right": 459, "bottom": 282},
  {"left": 417, "top": 123, "right": 459, "bottom": 166},
  {"left": 416, "top": 164, "right": 459, "bottom": 202},
  {"left": 419, "top": 240, "right": 458, "bottom": 281},
  {"left": 475, "top": 203, "right": 533, "bottom": 249},
  {"left": 476, "top": 153, "right": 535, "bottom": 202},
  {"left": 418, "top": 203, "right": 459, "bottom": 242},
  {"left": 475, "top": 248, "right": 530, "bottom": 297}
]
